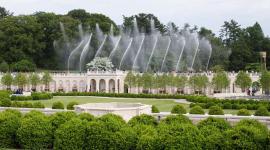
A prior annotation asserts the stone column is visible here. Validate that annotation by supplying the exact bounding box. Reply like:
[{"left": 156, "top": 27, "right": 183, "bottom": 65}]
[
  {"left": 96, "top": 79, "right": 99, "bottom": 92},
  {"left": 86, "top": 79, "right": 90, "bottom": 92},
  {"left": 105, "top": 79, "right": 109, "bottom": 93}
]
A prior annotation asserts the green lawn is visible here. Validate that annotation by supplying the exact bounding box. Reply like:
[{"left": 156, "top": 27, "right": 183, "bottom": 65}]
[
  {"left": 27, "top": 96, "right": 255, "bottom": 114},
  {"left": 28, "top": 96, "right": 188, "bottom": 112}
]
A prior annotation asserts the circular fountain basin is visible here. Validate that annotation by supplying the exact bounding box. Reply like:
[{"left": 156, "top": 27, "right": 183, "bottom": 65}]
[{"left": 74, "top": 102, "right": 152, "bottom": 121}]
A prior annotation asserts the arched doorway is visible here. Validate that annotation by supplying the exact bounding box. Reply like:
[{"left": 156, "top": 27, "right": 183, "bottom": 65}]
[
  {"left": 109, "top": 79, "right": 115, "bottom": 93},
  {"left": 90, "top": 79, "right": 96, "bottom": 92},
  {"left": 72, "top": 80, "right": 78, "bottom": 92},
  {"left": 58, "top": 80, "right": 64, "bottom": 92},
  {"left": 99, "top": 79, "right": 106, "bottom": 92}
]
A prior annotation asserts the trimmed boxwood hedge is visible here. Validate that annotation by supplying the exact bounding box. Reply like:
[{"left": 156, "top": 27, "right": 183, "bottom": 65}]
[
  {"left": 0, "top": 110, "right": 270, "bottom": 149},
  {"left": 10, "top": 93, "right": 53, "bottom": 101}
]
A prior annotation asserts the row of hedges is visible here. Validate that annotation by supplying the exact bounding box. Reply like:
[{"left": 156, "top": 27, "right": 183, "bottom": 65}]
[
  {"left": 10, "top": 92, "right": 53, "bottom": 101},
  {"left": 1, "top": 110, "right": 270, "bottom": 149}
]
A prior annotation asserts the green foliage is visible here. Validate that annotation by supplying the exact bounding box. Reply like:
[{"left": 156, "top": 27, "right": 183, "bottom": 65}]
[
  {"left": 52, "top": 101, "right": 64, "bottom": 109},
  {"left": 32, "top": 102, "right": 45, "bottom": 108},
  {"left": 0, "top": 98, "right": 11, "bottom": 107},
  {"left": 157, "top": 124, "right": 204, "bottom": 150},
  {"left": 188, "top": 74, "right": 209, "bottom": 94},
  {"left": 160, "top": 115, "right": 192, "bottom": 125},
  {"left": 237, "top": 109, "right": 251, "bottom": 116},
  {"left": 212, "top": 71, "right": 230, "bottom": 92},
  {"left": 235, "top": 71, "right": 252, "bottom": 91},
  {"left": 171, "top": 104, "right": 186, "bottom": 114},
  {"left": 136, "top": 135, "right": 157, "bottom": 150},
  {"left": 1, "top": 73, "right": 13, "bottom": 89},
  {"left": 0, "top": 110, "right": 21, "bottom": 148},
  {"left": 31, "top": 92, "right": 53, "bottom": 100},
  {"left": 199, "top": 125, "right": 225, "bottom": 149},
  {"left": 128, "top": 114, "right": 158, "bottom": 127},
  {"left": 151, "top": 105, "right": 160, "bottom": 113},
  {"left": 260, "top": 71, "right": 270, "bottom": 94},
  {"left": 124, "top": 71, "right": 136, "bottom": 91},
  {"left": 97, "top": 114, "right": 126, "bottom": 132},
  {"left": 50, "top": 112, "right": 77, "bottom": 131},
  {"left": 197, "top": 117, "right": 231, "bottom": 131},
  {"left": 78, "top": 113, "right": 95, "bottom": 122},
  {"left": 255, "top": 106, "right": 269, "bottom": 116},
  {"left": 11, "top": 60, "right": 36, "bottom": 72},
  {"left": 189, "top": 105, "right": 205, "bottom": 114},
  {"left": 208, "top": 106, "right": 224, "bottom": 115},
  {"left": 54, "top": 118, "right": 86, "bottom": 150},
  {"left": 29, "top": 73, "right": 40, "bottom": 90},
  {"left": 17, "top": 111, "right": 53, "bottom": 149},
  {"left": 66, "top": 101, "right": 79, "bottom": 110},
  {"left": 41, "top": 71, "right": 52, "bottom": 90},
  {"left": 13, "top": 73, "right": 28, "bottom": 89},
  {"left": 0, "top": 61, "right": 9, "bottom": 72}
]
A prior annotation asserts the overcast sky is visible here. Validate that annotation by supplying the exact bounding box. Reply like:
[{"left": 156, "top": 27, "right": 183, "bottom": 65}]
[{"left": 1, "top": 0, "right": 270, "bottom": 36}]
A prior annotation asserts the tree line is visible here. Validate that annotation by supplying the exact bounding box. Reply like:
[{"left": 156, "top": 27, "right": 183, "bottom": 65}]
[
  {"left": 0, "top": 7, "right": 270, "bottom": 71},
  {"left": 0, "top": 109, "right": 270, "bottom": 149},
  {"left": 124, "top": 70, "right": 266, "bottom": 94}
]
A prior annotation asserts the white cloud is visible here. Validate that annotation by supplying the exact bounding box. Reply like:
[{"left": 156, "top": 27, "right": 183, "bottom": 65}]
[{"left": 1, "top": 0, "right": 270, "bottom": 36}]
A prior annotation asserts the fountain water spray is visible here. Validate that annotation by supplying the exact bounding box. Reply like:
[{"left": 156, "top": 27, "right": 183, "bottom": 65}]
[
  {"left": 160, "top": 38, "right": 171, "bottom": 72},
  {"left": 119, "top": 38, "right": 133, "bottom": 69},
  {"left": 145, "top": 36, "right": 158, "bottom": 72},
  {"left": 79, "top": 34, "right": 92, "bottom": 72},
  {"left": 132, "top": 35, "right": 145, "bottom": 70},
  {"left": 95, "top": 35, "right": 108, "bottom": 58},
  {"left": 175, "top": 38, "right": 186, "bottom": 72},
  {"left": 68, "top": 40, "right": 85, "bottom": 72},
  {"left": 109, "top": 36, "right": 122, "bottom": 59}
]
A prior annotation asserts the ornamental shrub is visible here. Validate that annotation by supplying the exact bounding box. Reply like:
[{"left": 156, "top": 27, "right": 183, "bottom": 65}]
[
  {"left": 66, "top": 101, "right": 79, "bottom": 110},
  {"left": 200, "top": 126, "right": 225, "bottom": 150},
  {"left": 160, "top": 115, "right": 192, "bottom": 125},
  {"left": 17, "top": 111, "right": 53, "bottom": 149},
  {"left": 32, "top": 102, "right": 45, "bottom": 108},
  {"left": 50, "top": 111, "right": 77, "bottom": 131},
  {"left": 171, "top": 105, "right": 186, "bottom": 114},
  {"left": 236, "top": 119, "right": 268, "bottom": 135},
  {"left": 97, "top": 113, "right": 127, "bottom": 132},
  {"left": 151, "top": 105, "right": 160, "bottom": 113},
  {"left": 237, "top": 109, "right": 251, "bottom": 116},
  {"left": 128, "top": 114, "right": 158, "bottom": 127},
  {"left": 31, "top": 92, "right": 53, "bottom": 100},
  {"left": 0, "top": 98, "right": 11, "bottom": 107},
  {"left": 197, "top": 117, "right": 231, "bottom": 131},
  {"left": 208, "top": 106, "right": 224, "bottom": 115},
  {"left": 136, "top": 135, "right": 157, "bottom": 150},
  {"left": 78, "top": 113, "right": 95, "bottom": 122},
  {"left": 157, "top": 124, "right": 204, "bottom": 150},
  {"left": 255, "top": 106, "right": 269, "bottom": 116},
  {"left": 52, "top": 101, "right": 64, "bottom": 109},
  {"left": 189, "top": 105, "right": 205, "bottom": 114},
  {"left": 0, "top": 110, "right": 21, "bottom": 148},
  {"left": 54, "top": 118, "right": 86, "bottom": 150},
  {"left": 110, "top": 127, "right": 138, "bottom": 150},
  {"left": 224, "top": 126, "right": 268, "bottom": 150}
]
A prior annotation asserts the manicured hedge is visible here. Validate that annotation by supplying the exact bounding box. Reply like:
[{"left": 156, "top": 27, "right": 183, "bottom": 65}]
[
  {"left": 0, "top": 110, "right": 270, "bottom": 149},
  {"left": 11, "top": 93, "right": 53, "bottom": 101}
]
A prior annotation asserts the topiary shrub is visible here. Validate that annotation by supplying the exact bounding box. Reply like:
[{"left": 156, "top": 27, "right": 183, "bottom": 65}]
[
  {"left": 128, "top": 114, "right": 158, "bottom": 127},
  {"left": 151, "top": 105, "right": 160, "bottom": 113},
  {"left": 52, "top": 101, "right": 64, "bottom": 109},
  {"left": 157, "top": 123, "right": 204, "bottom": 149},
  {"left": 160, "top": 115, "right": 192, "bottom": 125},
  {"left": 66, "top": 101, "right": 79, "bottom": 110},
  {"left": 254, "top": 106, "right": 269, "bottom": 116},
  {"left": 50, "top": 112, "right": 77, "bottom": 132},
  {"left": 54, "top": 118, "right": 86, "bottom": 150},
  {"left": 200, "top": 125, "right": 225, "bottom": 150},
  {"left": 17, "top": 111, "right": 53, "bottom": 149},
  {"left": 78, "top": 113, "right": 95, "bottom": 122},
  {"left": 21, "top": 102, "right": 33, "bottom": 108},
  {"left": 0, "top": 110, "right": 21, "bottom": 148},
  {"left": 110, "top": 127, "right": 138, "bottom": 150},
  {"left": 0, "top": 98, "right": 11, "bottom": 107},
  {"left": 208, "top": 106, "right": 224, "bottom": 115},
  {"left": 171, "top": 105, "right": 186, "bottom": 114},
  {"left": 136, "top": 135, "right": 157, "bottom": 150},
  {"left": 189, "top": 105, "right": 205, "bottom": 114},
  {"left": 97, "top": 113, "right": 127, "bottom": 132},
  {"left": 32, "top": 102, "right": 45, "bottom": 108},
  {"left": 197, "top": 117, "right": 231, "bottom": 131},
  {"left": 237, "top": 109, "right": 251, "bottom": 116},
  {"left": 224, "top": 126, "right": 268, "bottom": 150}
]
